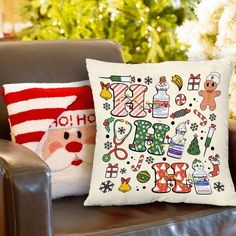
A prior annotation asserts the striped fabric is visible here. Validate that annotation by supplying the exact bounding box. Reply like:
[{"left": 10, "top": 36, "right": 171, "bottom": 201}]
[{"left": 2, "top": 81, "right": 93, "bottom": 150}]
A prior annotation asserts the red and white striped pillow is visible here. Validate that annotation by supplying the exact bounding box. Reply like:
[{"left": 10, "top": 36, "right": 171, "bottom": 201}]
[{"left": 2, "top": 81, "right": 96, "bottom": 199}]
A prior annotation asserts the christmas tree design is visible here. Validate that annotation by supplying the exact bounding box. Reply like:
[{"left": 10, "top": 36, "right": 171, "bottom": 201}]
[{"left": 187, "top": 134, "right": 200, "bottom": 155}]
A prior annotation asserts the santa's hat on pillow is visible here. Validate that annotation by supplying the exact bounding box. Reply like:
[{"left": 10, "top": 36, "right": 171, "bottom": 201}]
[{"left": 2, "top": 83, "right": 94, "bottom": 149}]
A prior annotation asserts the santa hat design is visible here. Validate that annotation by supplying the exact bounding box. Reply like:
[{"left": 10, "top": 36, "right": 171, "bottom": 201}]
[{"left": 206, "top": 72, "right": 221, "bottom": 84}]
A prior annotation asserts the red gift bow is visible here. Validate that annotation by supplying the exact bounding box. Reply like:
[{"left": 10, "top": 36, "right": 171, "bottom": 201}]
[{"left": 108, "top": 163, "right": 118, "bottom": 168}]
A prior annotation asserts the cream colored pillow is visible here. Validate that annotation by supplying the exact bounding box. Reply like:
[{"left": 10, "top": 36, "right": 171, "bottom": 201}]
[{"left": 85, "top": 58, "right": 236, "bottom": 206}]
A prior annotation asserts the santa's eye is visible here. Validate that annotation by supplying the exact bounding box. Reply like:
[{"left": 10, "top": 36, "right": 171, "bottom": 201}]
[
  {"left": 206, "top": 83, "right": 210, "bottom": 87},
  {"left": 77, "top": 131, "right": 82, "bottom": 139},
  {"left": 212, "top": 83, "right": 215, "bottom": 86},
  {"left": 64, "top": 132, "right": 69, "bottom": 140}
]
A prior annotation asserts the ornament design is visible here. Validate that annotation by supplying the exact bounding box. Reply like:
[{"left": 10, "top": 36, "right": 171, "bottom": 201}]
[{"left": 137, "top": 171, "right": 151, "bottom": 183}]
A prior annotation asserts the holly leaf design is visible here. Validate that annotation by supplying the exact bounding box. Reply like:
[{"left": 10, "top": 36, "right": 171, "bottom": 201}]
[
  {"left": 105, "top": 126, "right": 110, "bottom": 133},
  {"left": 107, "top": 117, "right": 114, "bottom": 123}
]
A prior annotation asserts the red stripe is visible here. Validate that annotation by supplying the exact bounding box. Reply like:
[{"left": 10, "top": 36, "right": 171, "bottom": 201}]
[
  {"left": 3, "top": 86, "right": 91, "bottom": 105},
  {"left": 15, "top": 131, "right": 45, "bottom": 144},
  {"left": 9, "top": 108, "right": 65, "bottom": 126},
  {"left": 114, "top": 85, "right": 127, "bottom": 99},
  {"left": 67, "top": 87, "right": 94, "bottom": 110}
]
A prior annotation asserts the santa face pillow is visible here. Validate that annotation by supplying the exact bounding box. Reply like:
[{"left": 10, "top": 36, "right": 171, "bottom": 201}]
[
  {"left": 85, "top": 58, "right": 236, "bottom": 206},
  {"left": 2, "top": 81, "right": 96, "bottom": 199}
]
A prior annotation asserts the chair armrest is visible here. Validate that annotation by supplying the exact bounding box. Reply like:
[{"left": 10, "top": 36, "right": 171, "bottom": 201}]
[
  {"left": 229, "top": 119, "right": 236, "bottom": 186},
  {"left": 0, "top": 139, "right": 52, "bottom": 236}
]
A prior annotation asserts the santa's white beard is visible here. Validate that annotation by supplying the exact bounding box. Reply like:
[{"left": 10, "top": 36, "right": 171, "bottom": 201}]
[{"left": 44, "top": 144, "right": 95, "bottom": 199}]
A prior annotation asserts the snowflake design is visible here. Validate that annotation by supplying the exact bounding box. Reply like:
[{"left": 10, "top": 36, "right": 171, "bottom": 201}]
[
  {"left": 190, "top": 123, "right": 198, "bottom": 131},
  {"left": 146, "top": 156, "right": 154, "bottom": 164},
  {"left": 118, "top": 127, "right": 126, "bottom": 134},
  {"left": 144, "top": 76, "right": 153, "bottom": 85},
  {"left": 104, "top": 141, "right": 112, "bottom": 150},
  {"left": 214, "top": 182, "right": 224, "bottom": 192},
  {"left": 209, "top": 113, "right": 216, "bottom": 121},
  {"left": 120, "top": 168, "right": 127, "bottom": 174},
  {"left": 99, "top": 180, "right": 114, "bottom": 193},
  {"left": 103, "top": 102, "right": 110, "bottom": 111}
]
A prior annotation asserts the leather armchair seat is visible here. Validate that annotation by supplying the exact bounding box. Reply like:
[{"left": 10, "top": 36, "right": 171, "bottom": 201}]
[{"left": 0, "top": 40, "right": 235, "bottom": 236}]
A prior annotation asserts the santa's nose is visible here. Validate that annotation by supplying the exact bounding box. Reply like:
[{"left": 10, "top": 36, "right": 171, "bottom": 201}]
[{"left": 65, "top": 142, "right": 83, "bottom": 153}]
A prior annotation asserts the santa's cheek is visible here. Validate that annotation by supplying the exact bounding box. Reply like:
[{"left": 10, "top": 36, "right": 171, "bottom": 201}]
[{"left": 49, "top": 142, "right": 62, "bottom": 154}]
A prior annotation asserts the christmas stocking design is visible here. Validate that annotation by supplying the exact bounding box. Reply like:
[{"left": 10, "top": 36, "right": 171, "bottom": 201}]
[{"left": 208, "top": 154, "right": 220, "bottom": 177}]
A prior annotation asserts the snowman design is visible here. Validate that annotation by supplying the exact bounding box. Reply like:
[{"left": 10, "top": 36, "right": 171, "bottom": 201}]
[{"left": 192, "top": 159, "right": 212, "bottom": 195}]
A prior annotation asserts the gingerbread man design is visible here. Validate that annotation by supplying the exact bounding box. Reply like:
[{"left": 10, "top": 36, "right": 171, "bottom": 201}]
[{"left": 198, "top": 72, "right": 221, "bottom": 111}]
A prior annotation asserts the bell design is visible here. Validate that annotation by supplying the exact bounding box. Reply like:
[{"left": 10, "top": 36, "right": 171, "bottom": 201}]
[
  {"left": 100, "top": 82, "right": 112, "bottom": 100},
  {"left": 118, "top": 177, "right": 131, "bottom": 193}
]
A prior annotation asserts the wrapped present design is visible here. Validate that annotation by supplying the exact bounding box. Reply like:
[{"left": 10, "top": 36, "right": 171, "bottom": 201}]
[
  {"left": 187, "top": 74, "right": 201, "bottom": 91},
  {"left": 105, "top": 163, "right": 119, "bottom": 178}
]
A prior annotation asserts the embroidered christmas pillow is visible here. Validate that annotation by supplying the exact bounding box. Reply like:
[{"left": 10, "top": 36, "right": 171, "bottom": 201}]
[
  {"left": 85, "top": 58, "right": 236, "bottom": 206},
  {"left": 2, "top": 81, "right": 96, "bottom": 199}
]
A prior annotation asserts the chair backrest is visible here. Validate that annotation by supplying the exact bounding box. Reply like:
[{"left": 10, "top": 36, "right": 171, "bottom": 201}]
[{"left": 0, "top": 40, "right": 124, "bottom": 140}]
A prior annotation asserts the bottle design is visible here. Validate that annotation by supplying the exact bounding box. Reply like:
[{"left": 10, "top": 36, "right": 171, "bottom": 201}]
[
  {"left": 152, "top": 76, "right": 170, "bottom": 118},
  {"left": 192, "top": 159, "right": 212, "bottom": 195},
  {"left": 167, "top": 122, "right": 187, "bottom": 159}
]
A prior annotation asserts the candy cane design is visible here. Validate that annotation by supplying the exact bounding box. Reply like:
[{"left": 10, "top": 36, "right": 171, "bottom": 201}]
[
  {"left": 193, "top": 109, "right": 207, "bottom": 126},
  {"left": 110, "top": 83, "right": 148, "bottom": 117},
  {"left": 131, "top": 154, "right": 145, "bottom": 172}
]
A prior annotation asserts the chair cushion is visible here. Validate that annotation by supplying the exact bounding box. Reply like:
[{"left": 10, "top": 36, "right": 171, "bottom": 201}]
[{"left": 53, "top": 196, "right": 236, "bottom": 235}]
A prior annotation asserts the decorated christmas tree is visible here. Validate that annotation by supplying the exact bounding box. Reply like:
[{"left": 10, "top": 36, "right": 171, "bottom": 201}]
[
  {"left": 187, "top": 134, "right": 200, "bottom": 155},
  {"left": 18, "top": 0, "right": 197, "bottom": 63},
  {"left": 177, "top": 0, "right": 236, "bottom": 119}
]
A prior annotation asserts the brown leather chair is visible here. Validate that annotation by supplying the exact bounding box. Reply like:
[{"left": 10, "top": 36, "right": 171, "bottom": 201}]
[{"left": 0, "top": 40, "right": 235, "bottom": 236}]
